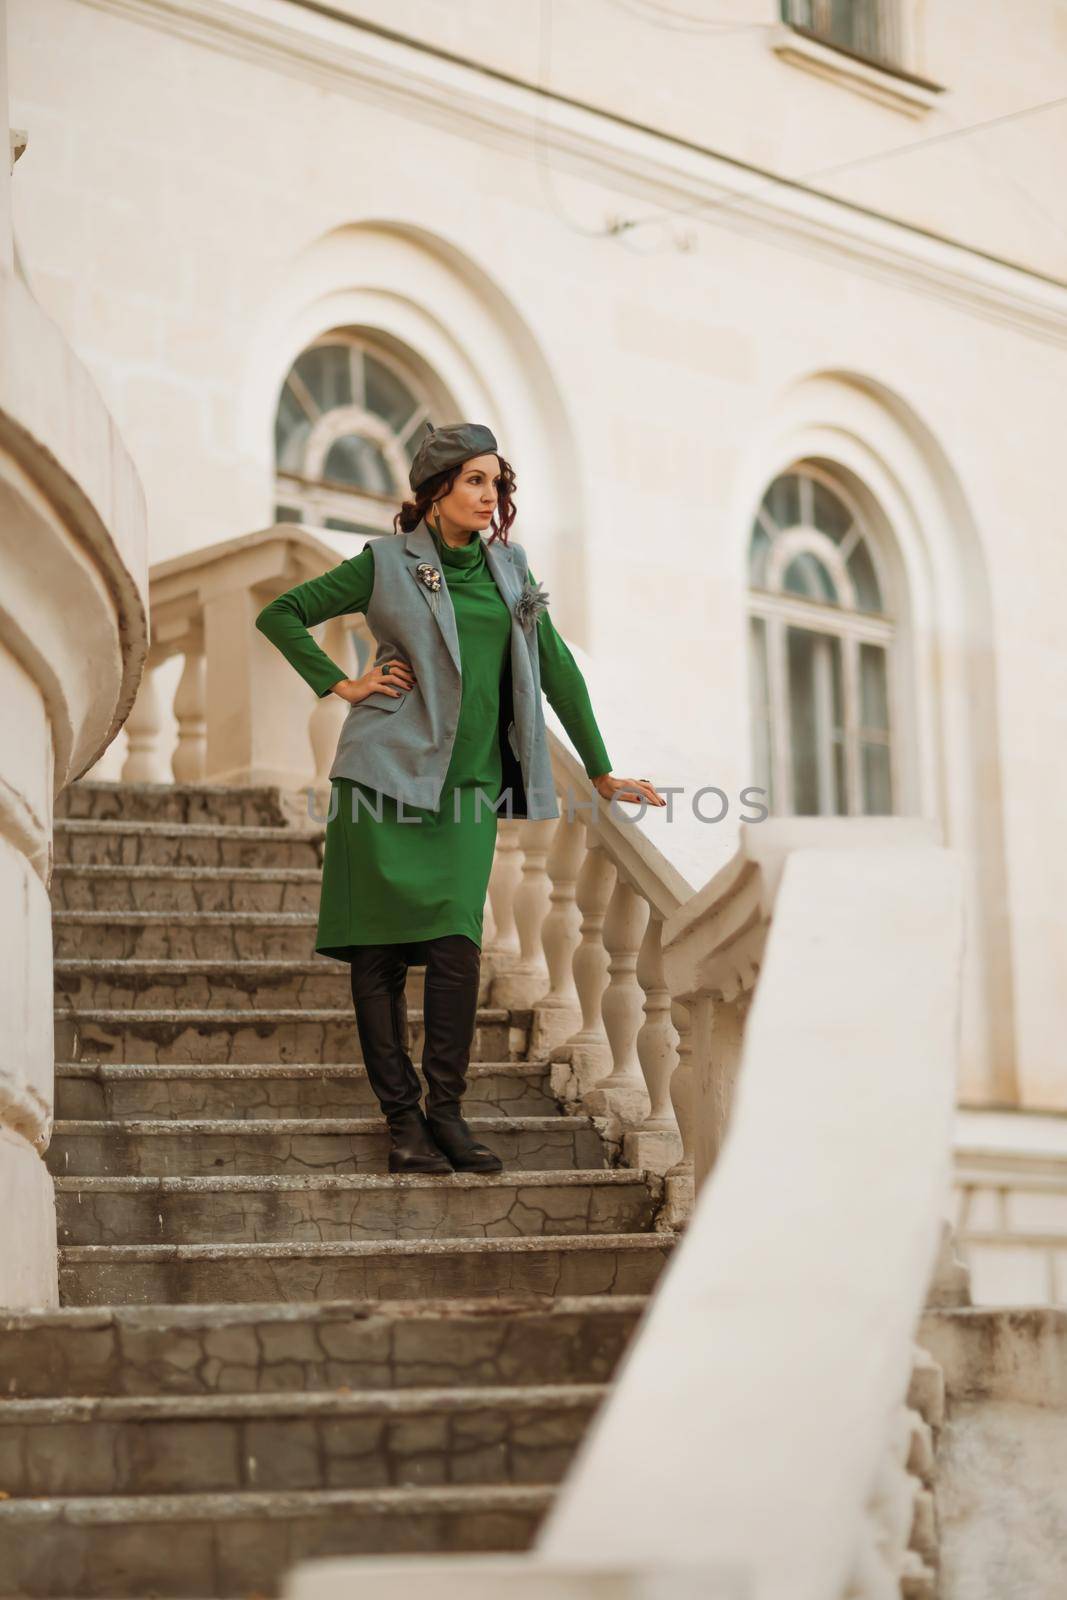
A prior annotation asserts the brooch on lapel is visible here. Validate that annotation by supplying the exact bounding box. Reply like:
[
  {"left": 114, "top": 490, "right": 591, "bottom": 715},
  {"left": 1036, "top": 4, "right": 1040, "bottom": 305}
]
[
  {"left": 513, "top": 574, "right": 551, "bottom": 634},
  {"left": 415, "top": 562, "right": 443, "bottom": 618}
]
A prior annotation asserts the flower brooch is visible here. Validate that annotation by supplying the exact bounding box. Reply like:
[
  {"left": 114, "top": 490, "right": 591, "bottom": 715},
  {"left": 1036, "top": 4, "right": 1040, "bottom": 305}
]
[
  {"left": 415, "top": 561, "right": 443, "bottom": 617},
  {"left": 513, "top": 574, "right": 550, "bottom": 634}
]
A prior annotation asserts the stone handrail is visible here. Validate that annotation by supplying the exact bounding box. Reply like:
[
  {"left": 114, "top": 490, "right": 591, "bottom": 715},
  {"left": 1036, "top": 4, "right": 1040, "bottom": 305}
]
[
  {"left": 287, "top": 822, "right": 965, "bottom": 1599},
  {"left": 538, "top": 822, "right": 964, "bottom": 1598},
  {"left": 108, "top": 524, "right": 375, "bottom": 794}
]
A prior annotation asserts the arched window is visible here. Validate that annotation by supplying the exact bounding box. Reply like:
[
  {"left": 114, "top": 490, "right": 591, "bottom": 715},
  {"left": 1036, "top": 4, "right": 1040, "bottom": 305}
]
[
  {"left": 274, "top": 337, "right": 436, "bottom": 536},
  {"left": 748, "top": 466, "right": 896, "bottom": 816}
]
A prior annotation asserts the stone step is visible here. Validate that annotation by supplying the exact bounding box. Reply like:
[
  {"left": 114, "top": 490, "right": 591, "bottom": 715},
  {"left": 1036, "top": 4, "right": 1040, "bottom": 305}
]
[
  {"left": 55, "top": 779, "right": 305, "bottom": 829},
  {"left": 55, "top": 958, "right": 373, "bottom": 1011},
  {"left": 55, "top": 1062, "right": 558, "bottom": 1121},
  {"left": 0, "top": 1483, "right": 550, "bottom": 1597},
  {"left": 54, "top": 818, "right": 323, "bottom": 871},
  {"left": 53, "top": 910, "right": 321, "bottom": 962},
  {"left": 51, "top": 862, "right": 322, "bottom": 914},
  {"left": 54, "top": 1006, "right": 525, "bottom": 1065},
  {"left": 0, "top": 1382, "right": 605, "bottom": 1499},
  {"left": 47, "top": 1116, "right": 607, "bottom": 1178},
  {"left": 60, "top": 1235, "right": 673, "bottom": 1307},
  {"left": 0, "top": 1295, "right": 648, "bottom": 1399},
  {"left": 55, "top": 1170, "right": 660, "bottom": 1246}
]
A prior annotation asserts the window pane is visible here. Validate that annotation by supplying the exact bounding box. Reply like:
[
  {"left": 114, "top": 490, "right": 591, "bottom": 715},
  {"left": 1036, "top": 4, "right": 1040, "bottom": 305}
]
[
  {"left": 275, "top": 340, "right": 441, "bottom": 531},
  {"left": 861, "top": 742, "right": 893, "bottom": 814},
  {"left": 781, "top": 0, "right": 895, "bottom": 64},
  {"left": 748, "top": 616, "right": 774, "bottom": 810},
  {"left": 859, "top": 643, "right": 890, "bottom": 731},
  {"left": 749, "top": 523, "right": 772, "bottom": 586},
  {"left": 324, "top": 516, "right": 378, "bottom": 536},
  {"left": 323, "top": 435, "right": 394, "bottom": 494},
  {"left": 294, "top": 345, "right": 353, "bottom": 413},
  {"left": 275, "top": 384, "right": 311, "bottom": 469},
  {"left": 274, "top": 504, "right": 301, "bottom": 524},
  {"left": 365, "top": 355, "right": 418, "bottom": 432},
  {"left": 787, "top": 626, "right": 845, "bottom": 815},
  {"left": 782, "top": 551, "right": 838, "bottom": 605},
  {"left": 811, "top": 479, "right": 852, "bottom": 544},
  {"left": 763, "top": 474, "right": 800, "bottom": 533},
  {"left": 846, "top": 538, "right": 884, "bottom": 613}
]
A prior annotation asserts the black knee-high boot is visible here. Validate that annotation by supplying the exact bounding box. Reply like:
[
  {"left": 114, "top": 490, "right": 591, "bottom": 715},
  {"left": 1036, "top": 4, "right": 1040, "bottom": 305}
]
[
  {"left": 349, "top": 944, "right": 451, "bottom": 1175},
  {"left": 420, "top": 933, "right": 503, "bottom": 1173}
]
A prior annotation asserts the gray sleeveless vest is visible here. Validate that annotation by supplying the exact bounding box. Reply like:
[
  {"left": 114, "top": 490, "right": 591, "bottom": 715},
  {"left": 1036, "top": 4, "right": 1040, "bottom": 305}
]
[{"left": 328, "top": 518, "right": 560, "bottom": 820}]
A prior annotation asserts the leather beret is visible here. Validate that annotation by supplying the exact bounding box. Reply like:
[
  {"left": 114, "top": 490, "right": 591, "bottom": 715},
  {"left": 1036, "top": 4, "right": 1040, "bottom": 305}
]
[{"left": 408, "top": 421, "right": 500, "bottom": 492}]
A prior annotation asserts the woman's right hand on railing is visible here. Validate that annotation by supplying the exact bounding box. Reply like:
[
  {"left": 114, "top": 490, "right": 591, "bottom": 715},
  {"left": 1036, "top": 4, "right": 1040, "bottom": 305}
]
[{"left": 329, "top": 658, "right": 417, "bottom": 704}]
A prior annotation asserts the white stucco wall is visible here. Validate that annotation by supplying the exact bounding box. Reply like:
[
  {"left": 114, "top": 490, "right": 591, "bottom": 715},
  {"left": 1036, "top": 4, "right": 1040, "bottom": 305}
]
[
  {"left": 0, "top": 0, "right": 148, "bottom": 1307},
  {"left": 6, "top": 0, "right": 1067, "bottom": 1115}
]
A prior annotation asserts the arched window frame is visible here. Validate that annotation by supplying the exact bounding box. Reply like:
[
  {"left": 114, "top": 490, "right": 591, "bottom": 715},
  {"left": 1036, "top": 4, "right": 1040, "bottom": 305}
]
[
  {"left": 273, "top": 335, "right": 436, "bottom": 536},
  {"left": 748, "top": 464, "right": 898, "bottom": 817}
]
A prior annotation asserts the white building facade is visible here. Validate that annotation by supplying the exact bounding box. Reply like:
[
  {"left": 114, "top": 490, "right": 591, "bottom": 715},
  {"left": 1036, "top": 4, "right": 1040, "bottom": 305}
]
[{"left": 8, "top": 0, "right": 1067, "bottom": 1301}]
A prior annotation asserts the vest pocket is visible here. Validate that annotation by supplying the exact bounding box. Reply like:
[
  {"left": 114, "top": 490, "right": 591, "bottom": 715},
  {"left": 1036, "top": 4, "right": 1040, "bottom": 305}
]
[{"left": 351, "top": 688, "right": 408, "bottom": 712}]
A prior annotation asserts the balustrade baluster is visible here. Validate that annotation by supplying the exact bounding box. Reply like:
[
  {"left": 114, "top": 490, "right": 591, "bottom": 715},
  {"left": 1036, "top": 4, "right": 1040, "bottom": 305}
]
[
  {"left": 622, "top": 912, "right": 682, "bottom": 1173},
  {"left": 661, "top": 997, "right": 699, "bottom": 1227},
  {"left": 582, "top": 874, "right": 652, "bottom": 1126},
  {"left": 486, "top": 819, "right": 523, "bottom": 964},
  {"left": 549, "top": 834, "right": 614, "bottom": 1105},
  {"left": 491, "top": 816, "right": 555, "bottom": 1010},
  {"left": 171, "top": 644, "right": 206, "bottom": 783},
  {"left": 530, "top": 814, "right": 584, "bottom": 1058},
  {"left": 121, "top": 658, "right": 167, "bottom": 783}
]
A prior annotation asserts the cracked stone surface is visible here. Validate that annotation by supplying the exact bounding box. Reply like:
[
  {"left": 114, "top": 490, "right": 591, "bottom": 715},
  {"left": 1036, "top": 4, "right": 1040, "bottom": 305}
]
[
  {"left": 54, "top": 1063, "right": 558, "bottom": 1121},
  {"left": 0, "top": 1297, "right": 649, "bottom": 1399},
  {"left": 55, "top": 1170, "right": 662, "bottom": 1245},
  {"left": 51, "top": 865, "right": 324, "bottom": 916},
  {"left": 1, "top": 779, "right": 674, "bottom": 1597},
  {"left": 53, "top": 960, "right": 356, "bottom": 1011},
  {"left": 53, "top": 820, "right": 324, "bottom": 872},
  {"left": 54, "top": 781, "right": 304, "bottom": 828},
  {"left": 48, "top": 1116, "right": 608, "bottom": 1178},
  {"left": 53, "top": 912, "right": 323, "bottom": 963},
  {"left": 59, "top": 1236, "right": 671, "bottom": 1308},
  {"left": 0, "top": 1383, "right": 606, "bottom": 1497},
  {"left": 0, "top": 1486, "right": 550, "bottom": 1598},
  {"left": 53, "top": 1008, "right": 518, "bottom": 1065}
]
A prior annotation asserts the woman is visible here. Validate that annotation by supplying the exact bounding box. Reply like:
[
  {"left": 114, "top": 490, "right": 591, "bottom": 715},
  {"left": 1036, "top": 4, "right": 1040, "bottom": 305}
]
[{"left": 255, "top": 421, "right": 665, "bottom": 1179}]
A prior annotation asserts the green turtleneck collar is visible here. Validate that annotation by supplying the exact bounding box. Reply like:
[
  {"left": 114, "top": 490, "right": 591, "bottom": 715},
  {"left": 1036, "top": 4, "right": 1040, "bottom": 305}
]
[{"left": 428, "top": 522, "right": 483, "bottom": 565}]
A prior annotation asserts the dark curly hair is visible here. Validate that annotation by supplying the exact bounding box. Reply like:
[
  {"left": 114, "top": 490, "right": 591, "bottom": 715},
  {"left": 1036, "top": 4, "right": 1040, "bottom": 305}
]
[{"left": 392, "top": 454, "right": 517, "bottom": 545}]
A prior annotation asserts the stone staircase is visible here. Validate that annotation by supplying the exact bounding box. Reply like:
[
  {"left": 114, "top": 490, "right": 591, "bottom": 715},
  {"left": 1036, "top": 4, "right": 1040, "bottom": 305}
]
[{"left": 0, "top": 781, "right": 673, "bottom": 1598}]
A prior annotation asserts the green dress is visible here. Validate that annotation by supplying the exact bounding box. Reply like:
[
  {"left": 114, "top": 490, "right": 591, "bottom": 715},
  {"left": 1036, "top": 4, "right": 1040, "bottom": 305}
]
[{"left": 256, "top": 529, "right": 612, "bottom": 962}]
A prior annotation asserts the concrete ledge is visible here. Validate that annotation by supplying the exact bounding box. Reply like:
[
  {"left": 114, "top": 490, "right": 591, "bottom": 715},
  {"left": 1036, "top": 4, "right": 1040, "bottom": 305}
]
[
  {"left": 918, "top": 1306, "right": 1067, "bottom": 1407},
  {"left": 0, "top": 1128, "right": 57, "bottom": 1308}
]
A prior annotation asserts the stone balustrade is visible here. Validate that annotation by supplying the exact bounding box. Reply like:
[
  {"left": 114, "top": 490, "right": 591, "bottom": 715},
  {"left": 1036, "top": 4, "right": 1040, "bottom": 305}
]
[
  {"left": 105, "top": 525, "right": 375, "bottom": 794},
  {"left": 101, "top": 525, "right": 709, "bottom": 1204},
  {"left": 86, "top": 527, "right": 973, "bottom": 1593},
  {"left": 286, "top": 824, "right": 966, "bottom": 1599},
  {"left": 102, "top": 532, "right": 971, "bottom": 1262}
]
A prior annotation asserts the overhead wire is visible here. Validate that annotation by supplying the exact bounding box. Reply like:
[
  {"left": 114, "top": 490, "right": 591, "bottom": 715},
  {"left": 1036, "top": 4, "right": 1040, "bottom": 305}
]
[
  {"left": 532, "top": 0, "right": 1067, "bottom": 267},
  {"left": 610, "top": 92, "right": 1067, "bottom": 260},
  {"left": 605, "top": 0, "right": 772, "bottom": 36}
]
